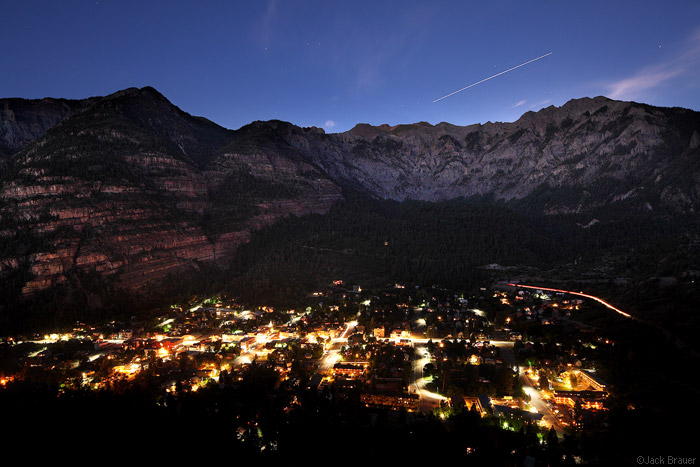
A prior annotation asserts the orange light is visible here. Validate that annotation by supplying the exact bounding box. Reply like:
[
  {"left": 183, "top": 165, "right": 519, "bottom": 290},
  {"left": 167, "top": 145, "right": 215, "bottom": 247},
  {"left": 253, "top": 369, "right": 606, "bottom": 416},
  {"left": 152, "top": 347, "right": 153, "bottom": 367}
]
[{"left": 507, "top": 284, "right": 632, "bottom": 318}]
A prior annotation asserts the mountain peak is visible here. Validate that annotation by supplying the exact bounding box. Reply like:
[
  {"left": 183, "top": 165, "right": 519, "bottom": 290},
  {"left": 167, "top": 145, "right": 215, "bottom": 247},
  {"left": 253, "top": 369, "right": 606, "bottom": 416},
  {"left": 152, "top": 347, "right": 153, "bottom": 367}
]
[
  {"left": 109, "top": 85, "right": 166, "bottom": 99},
  {"left": 1, "top": 87, "right": 699, "bottom": 309},
  {"left": 347, "top": 123, "right": 389, "bottom": 138}
]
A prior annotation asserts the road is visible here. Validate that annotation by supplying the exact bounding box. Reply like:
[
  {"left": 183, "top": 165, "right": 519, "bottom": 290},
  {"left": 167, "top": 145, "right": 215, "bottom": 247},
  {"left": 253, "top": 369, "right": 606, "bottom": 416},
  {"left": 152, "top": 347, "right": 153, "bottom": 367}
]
[
  {"left": 520, "top": 369, "right": 564, "bottom": 437},
  {"left": 317, "top": 341, "right": 343, "bottom": 373},
  {"left": 313, "top": 328, "right": 448, "bottom": 413},
  {"left": 507, "top": 283, "right": 632, "bottom": 319},
  {"left": 408, "top": 344, "right": 448, "bottom": 413},
  {"left": 508, "top": 282, "right": 700, "bottom": 357},
  {"left": 411, "top": 337, "right": 514, "bottom": 347},
  {"left": 403, "top": 338, "right": 515, "bottom": 414},
  {"left": 315, "top": 321, "right": 357, "bottom": 375},
  {"left": 499, "top": 345, "right": 564, "bottom": 438}
]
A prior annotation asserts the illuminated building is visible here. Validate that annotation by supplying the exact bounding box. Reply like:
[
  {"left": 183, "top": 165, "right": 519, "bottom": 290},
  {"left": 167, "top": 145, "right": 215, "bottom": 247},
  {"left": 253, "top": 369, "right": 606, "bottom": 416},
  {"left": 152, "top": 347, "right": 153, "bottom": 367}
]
[
  {"left": 361, "top": 391, "right": 420, "bottom": 412},
  {"left": 332, "top": 362, "right": 368, "bottom": 379},
  {"left": 577, "top": 370, "right": 607, "bottom": 391},
  {"left": 553, "top": 390, "right": 607, "bottom": 410}
]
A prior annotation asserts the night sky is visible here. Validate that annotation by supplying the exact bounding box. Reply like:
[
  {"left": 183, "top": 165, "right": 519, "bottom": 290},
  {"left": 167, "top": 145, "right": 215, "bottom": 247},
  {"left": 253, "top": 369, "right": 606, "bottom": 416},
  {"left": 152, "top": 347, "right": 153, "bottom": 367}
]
[{"left": 2, "top": 0, "right": 699, "bottom": 132}]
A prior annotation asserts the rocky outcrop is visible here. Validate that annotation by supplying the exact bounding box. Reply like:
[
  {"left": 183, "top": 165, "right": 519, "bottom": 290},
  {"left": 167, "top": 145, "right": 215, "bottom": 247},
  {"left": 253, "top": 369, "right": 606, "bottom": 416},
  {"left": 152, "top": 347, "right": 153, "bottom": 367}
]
[
  {"left": 289, "top": 97, "right": 700, "bottom": 214},
  {"left": 0, "top": 96, "right": 95, "bottom": 157},
  {"left": 0, "top": 88, "right": 343, "bottom": 298},
  {"left": 1, "top": 87, "right": 698, "bottom": 301}
]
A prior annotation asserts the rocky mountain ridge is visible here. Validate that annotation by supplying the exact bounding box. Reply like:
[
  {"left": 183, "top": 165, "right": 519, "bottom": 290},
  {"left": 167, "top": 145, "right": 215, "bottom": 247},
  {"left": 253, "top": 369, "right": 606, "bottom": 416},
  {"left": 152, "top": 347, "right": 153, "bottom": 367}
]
[
  {"left": 0, "top": 96, "right": 97, "bottom": 158},
  {"left": 286, "top": 96, "right": 700, "bottom": 213},
  {"left": 0, "top": 87, "right": 698, "bottom": 306},
  {"left": 0, "top": 87, "right": 342, "bottom": 300}
]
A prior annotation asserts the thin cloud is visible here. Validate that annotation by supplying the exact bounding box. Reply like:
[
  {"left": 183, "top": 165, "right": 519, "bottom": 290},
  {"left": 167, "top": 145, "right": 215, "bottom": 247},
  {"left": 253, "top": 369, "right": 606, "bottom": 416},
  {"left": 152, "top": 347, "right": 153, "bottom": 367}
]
[
  {"left": 530, "top": 99, "right": 551, "bottom": 109},
  {"left": 324, "top": 120, "right": 336, "bottom": 129},
  {"left": 606, "top": 30, "right": 700, "bottom": 100},
  {"left": 607, "top": 66, "right": 684, "bottom": 100},
  {"left": 260, "top": 0, "right": 278, "bottom": 47},
  {"left": 512, "top": 99, "right": 527, "bottom": 108},
  {"left": 342, "top": 6, "right": 432, "bottom": 93}
]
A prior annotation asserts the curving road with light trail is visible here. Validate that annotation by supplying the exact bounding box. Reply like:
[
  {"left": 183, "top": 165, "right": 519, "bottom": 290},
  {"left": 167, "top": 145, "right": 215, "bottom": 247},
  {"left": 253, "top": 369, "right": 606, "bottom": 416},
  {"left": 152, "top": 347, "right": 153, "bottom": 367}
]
[{"left": 508, "top": 283, "right": 632, "bottom": 319}]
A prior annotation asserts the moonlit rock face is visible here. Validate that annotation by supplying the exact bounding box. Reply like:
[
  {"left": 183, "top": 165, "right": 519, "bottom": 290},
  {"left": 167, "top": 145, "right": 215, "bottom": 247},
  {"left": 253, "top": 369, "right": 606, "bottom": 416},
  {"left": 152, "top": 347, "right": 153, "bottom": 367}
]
[
  {"left": 294, "top": 96, "right": 700, "bottom": 213},
  {"left": 0, "top": 87, "right": 698, "bottom": 296}
]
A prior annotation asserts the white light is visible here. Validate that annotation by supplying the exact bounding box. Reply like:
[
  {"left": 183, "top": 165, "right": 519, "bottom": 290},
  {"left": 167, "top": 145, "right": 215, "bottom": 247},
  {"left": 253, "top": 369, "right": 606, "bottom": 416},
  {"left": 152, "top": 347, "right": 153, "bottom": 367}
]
[{"left": 433, "top": 53, "right": 552, "bottom": 103}]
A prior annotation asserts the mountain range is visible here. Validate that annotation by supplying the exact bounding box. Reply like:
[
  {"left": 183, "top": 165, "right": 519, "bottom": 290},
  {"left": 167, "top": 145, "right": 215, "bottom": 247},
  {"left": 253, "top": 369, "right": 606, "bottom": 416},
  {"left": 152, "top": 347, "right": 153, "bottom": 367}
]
[{"left": 1, "top": 86, "right": 699, "bottom": 329}]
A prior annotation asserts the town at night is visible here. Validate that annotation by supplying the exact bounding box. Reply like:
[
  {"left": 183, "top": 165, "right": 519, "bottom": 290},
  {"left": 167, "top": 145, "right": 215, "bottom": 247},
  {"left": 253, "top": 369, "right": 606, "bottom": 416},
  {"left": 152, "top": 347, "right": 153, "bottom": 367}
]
[
  {"left": 2, "top": 1, "right": 700, "bottom": 464},
  {"left": 3, "top": 278, "right": 695, "bottom": 464}
]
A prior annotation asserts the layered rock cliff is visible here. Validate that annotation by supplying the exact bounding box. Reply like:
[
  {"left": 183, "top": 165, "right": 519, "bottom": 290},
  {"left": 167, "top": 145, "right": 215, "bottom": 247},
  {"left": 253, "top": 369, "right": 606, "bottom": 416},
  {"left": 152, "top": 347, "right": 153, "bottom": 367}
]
[
  {"left": 0, "top": 86, "right": 698, "bottom": 304},
  {"left": 0, "top": 88, "right": 342, "bottom": 298}
]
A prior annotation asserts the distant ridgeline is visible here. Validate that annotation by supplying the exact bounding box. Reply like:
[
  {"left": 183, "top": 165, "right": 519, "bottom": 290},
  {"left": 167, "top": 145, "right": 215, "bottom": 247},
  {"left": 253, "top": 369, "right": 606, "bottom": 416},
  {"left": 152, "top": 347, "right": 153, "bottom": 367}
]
[{"left": 1, "top": 87, "right": 699, "bottom": 332}]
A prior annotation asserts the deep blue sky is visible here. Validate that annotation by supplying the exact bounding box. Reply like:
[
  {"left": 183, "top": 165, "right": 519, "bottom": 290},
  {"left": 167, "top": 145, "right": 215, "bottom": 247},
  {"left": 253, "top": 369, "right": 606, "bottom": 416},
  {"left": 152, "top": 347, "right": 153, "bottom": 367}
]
[{"left": 2, "top": 1, "right": 699, "bottom": 132}]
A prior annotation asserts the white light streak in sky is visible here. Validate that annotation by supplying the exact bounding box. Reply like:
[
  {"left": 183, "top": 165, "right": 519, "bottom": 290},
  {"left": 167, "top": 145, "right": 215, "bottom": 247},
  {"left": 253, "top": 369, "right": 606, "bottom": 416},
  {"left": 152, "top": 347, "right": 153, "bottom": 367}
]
[{"left": 433, "top": 52, "right": 552, "bottom": 103}]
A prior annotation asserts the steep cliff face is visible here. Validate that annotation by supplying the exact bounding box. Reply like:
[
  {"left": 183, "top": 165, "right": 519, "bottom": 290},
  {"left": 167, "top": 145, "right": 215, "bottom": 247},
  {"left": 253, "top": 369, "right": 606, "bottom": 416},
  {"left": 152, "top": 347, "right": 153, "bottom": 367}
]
[
  {"left": 290, "top": 97, "right": 700, "bottom": 214},
  {"left": 0, "top": 88, "right": 343, "bottom": 299},
  {"left": 0, "top": 86, "right": 698, "bottom": 305},
  {"left": 0, "top": 96, "right": 95, "bottom": 158}
]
